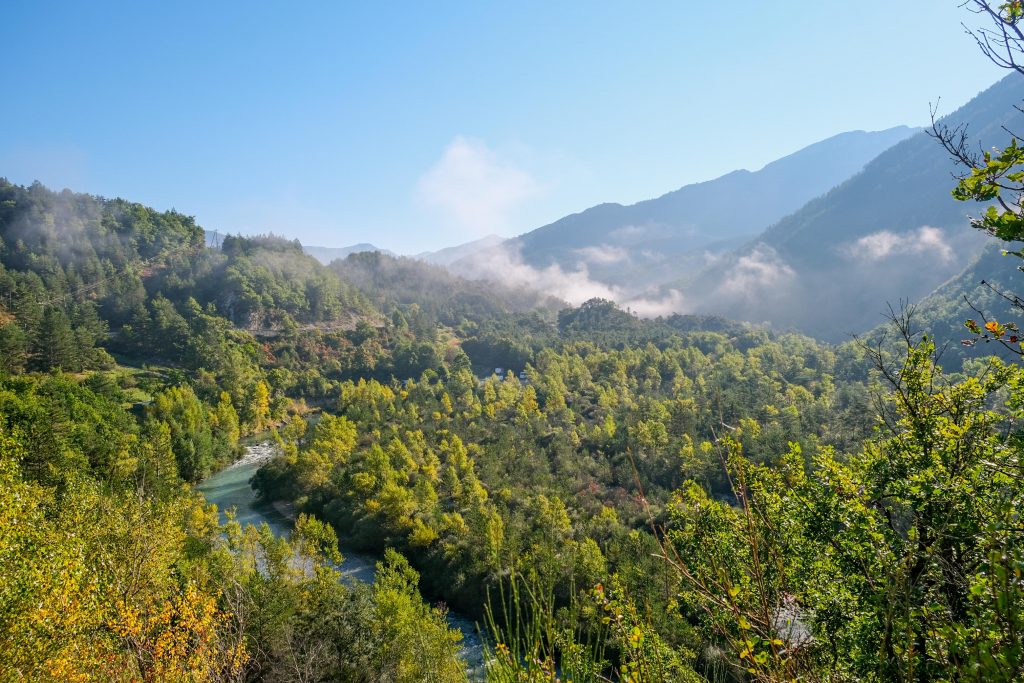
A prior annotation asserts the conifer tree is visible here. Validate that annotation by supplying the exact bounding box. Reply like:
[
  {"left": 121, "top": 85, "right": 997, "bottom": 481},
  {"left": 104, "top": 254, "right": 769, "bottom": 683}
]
[{"left": 34, "top": 307, "right": 78, "bottom": 371}]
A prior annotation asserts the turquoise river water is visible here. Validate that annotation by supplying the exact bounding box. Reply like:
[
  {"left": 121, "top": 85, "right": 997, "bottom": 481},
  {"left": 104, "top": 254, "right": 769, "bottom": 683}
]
[{"left": 195, "top": 442, "right": 486, "bottom": 678}]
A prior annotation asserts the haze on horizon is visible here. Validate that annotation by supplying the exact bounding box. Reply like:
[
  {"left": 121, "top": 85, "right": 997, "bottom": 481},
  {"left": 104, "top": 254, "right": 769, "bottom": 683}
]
[{"left": 0, "top": 1, "right": 1008, "bottom": 253}]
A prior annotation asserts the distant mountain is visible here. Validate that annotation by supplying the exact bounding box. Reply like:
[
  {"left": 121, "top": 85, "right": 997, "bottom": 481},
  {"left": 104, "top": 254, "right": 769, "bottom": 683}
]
[
  {"left": 484, "top": 125, "right": 920, "bottom": 293},
  {"left": 679, "top": 74, "right": 1024, "bottom": 342},
  {"left": 416, "top": 234, "right": 505, "bottom": 267},
  {"left": 303, "top": 242, "right": 393, "bottom": 265}
]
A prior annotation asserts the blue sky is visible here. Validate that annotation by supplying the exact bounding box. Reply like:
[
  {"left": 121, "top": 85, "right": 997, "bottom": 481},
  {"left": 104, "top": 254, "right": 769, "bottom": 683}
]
[{"left": 0, "top": 1, "right": 1007, "bottom": 253}]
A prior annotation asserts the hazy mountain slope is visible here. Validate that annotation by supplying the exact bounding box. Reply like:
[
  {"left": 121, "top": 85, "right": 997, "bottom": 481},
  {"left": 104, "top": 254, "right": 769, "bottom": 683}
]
[
  {"left": 331, "top": 251, "right": 563, "bottom": 326},
  {"left": 197, "top": 234, "right": 377, "bottom": 330},
  {"left": 495, "top": 125, "right": 919, "bottom": 292},
  {"left": 416, "top": 234, "right": 505, "bottom": 267},
  {"left": 680, "top": 74, "right": 1024, "bottom": 342},
  {"left": 0, "top": 179, "right": 207, "bottom": 370}
]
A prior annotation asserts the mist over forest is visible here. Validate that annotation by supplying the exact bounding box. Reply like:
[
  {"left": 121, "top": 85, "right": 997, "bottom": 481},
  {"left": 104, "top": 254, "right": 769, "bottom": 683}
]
[{"left": 8, "top": 2, "right": 1024, "bottom": 682}]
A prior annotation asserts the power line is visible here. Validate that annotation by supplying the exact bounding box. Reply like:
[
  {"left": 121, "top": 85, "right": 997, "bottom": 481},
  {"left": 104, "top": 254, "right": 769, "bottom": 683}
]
[{"left": 30, "top": 240, "right": 197, "bottom": 309}]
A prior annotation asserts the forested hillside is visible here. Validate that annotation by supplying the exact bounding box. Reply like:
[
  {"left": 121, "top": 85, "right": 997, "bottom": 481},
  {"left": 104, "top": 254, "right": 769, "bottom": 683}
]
[
  {"left": 7, "top": 165, "right": 1024, "bottom": 679},
  {"left": 8, "top": 7, "right": 1024, "bottom": 673},
  {"left": 0, "top": 179, "right": 494, "bottom": 680},
  {"left": 15, "top": 0, "right": 1024, "bottom": 679},
  {"left": 330, "top": 250, "right": 564, "bottom": 330},
  {"left": 0, "top": 179, "right": 202, "bottom": 372},
  {"left": 0, "top": 176, "right": 896, "bottom": 680}
]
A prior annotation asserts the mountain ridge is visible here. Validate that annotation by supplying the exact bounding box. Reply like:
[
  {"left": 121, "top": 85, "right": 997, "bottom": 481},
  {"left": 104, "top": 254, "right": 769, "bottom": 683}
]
[
  {"left": 484, "top": 125, "right": 921, "bottom": 294},
  {"left": 676, "top": 74, "right": 1024, "bottom": 341}
]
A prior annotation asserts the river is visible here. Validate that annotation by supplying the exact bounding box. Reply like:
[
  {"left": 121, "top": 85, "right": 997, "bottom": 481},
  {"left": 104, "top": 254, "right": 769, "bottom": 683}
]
[{"left": 195, "top": 442, "right": 486, "bottom": 678}]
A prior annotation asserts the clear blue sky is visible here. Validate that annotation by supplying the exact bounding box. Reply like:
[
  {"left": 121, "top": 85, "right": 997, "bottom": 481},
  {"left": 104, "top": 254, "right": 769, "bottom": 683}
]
[{"left": 0, "top": 1, "right": 1007, "bottom": 253}]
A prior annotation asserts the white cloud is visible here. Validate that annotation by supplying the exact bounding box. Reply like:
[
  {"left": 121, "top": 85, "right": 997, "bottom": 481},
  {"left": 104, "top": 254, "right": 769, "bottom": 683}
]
[
  {"left": 843, "top": 226, "right": 953, "bottom": 262},
  {"left": 455, "top": 242, "right": 617, "bottom": 305},
  {"left": 574, "top": 244, "right": 629, "bottom": 265},
  {"left": 607, "top": 223, "right": 673, "bottom": 244},
  {"left": 640, "top": 249, "right": 666, "bottom": 262},
  {"left": 451, "top": 242, "right": 690, "bottom": 315},
  {"left": 622, "top": 289, "right": 688, "bottom": 317},
  {"left": 415, "top": 136, "right": 541, "bottom": 236},
  {"left": 718, "top": 244, "right": 796, "bottom": 297},
  {"left": 609, "top": 225, "right": 648, "bottom": 242},
  {"left": 702, "top": 249, "right": 725, "bottom": 267}
]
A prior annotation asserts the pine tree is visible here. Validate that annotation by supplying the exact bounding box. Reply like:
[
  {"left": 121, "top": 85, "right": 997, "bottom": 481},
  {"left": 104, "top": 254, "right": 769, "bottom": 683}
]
[
  {"left": 34, "top": 307, "right": 78, "bottom": 371},
  {"left": 0, "top": 322, "right": 27, "bottom": 374}
]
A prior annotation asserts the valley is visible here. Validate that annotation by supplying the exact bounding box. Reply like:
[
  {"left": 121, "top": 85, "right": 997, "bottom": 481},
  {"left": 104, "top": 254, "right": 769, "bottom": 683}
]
[{"left": 5, "top": 2, "right": 1024, "bottom": 681}]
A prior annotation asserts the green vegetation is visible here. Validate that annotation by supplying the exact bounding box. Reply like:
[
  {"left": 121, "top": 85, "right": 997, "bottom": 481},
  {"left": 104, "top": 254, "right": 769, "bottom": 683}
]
[
  {"left": 6, "top": 6, "right": 1024, "bottom": 675},
  {"left": 331, "top": 250, "right": 562, "bottom": 330},
  {"left": 0, "top": 174, "right": 884, "bottom": 680},
  {"left": 0, "top": 370, "right": 469, "bottom": 681},
  {"left": 253, "top": 326, "right": 871, "bottom": 623},
  {"left": 5, "top": 166, "right": 1024, "bottom": 680},
  {"left": 0, "top": 179, "right": 475, "bottom": 680}
]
